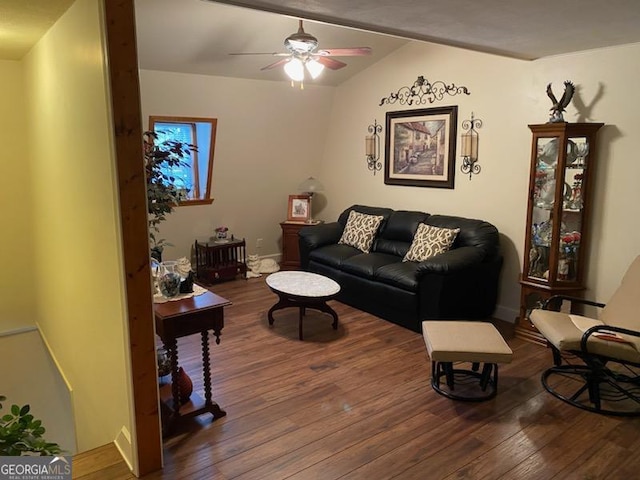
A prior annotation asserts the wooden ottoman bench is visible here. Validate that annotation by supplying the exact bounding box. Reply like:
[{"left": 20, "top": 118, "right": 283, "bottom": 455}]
[{"left": 422, "top": 321, "right": 513, "bottom": 401}]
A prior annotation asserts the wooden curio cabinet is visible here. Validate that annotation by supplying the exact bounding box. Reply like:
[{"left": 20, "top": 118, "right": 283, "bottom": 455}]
[{"left": 515, "top": 122, "right": 604, "bottom": 344}]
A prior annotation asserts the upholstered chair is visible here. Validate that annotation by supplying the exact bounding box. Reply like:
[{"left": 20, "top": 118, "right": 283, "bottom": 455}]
[{"left": 530, "top": 255, "right": 640, "bottom": 416}]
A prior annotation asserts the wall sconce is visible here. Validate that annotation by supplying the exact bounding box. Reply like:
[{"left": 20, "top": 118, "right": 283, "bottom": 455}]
[
  {"left": 460, "top": 112, "right": 482, "bottom": 180},
  {"left": 365, "top": 119, "right": 382, "bottom": 175}
]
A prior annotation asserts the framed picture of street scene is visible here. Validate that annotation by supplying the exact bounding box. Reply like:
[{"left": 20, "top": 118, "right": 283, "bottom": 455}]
[{"left": 384, "top": 106, "right": 458, "bottom": 188}]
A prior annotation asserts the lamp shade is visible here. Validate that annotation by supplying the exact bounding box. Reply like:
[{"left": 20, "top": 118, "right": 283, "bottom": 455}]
[
  {"left": 305, "top": 59, "right": 325, "bottom": 79},
  {"left": 298, "top": 176, "right": 324, "bottom": 194},
  {"left": 284, "top": 58, "right": 304, "bottom": 81}
]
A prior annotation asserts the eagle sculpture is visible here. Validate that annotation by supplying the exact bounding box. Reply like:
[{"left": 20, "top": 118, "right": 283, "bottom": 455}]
[{"left": 546, "top": 81, "right": 575, "bottom": 123}]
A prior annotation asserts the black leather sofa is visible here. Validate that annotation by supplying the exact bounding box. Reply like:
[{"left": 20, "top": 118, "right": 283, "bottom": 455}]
[{"left": 298, "top": 205, "right": 502, "bottom": 333}]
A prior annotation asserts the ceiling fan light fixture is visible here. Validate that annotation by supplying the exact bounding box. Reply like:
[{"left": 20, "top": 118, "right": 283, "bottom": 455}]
[
  {"left": 285, "top": 38, "right": 317, "bottom": 53},
  {"left": 305, "top": 59, "right": 324, "bottom": 79},
  {"left": 284, "top": 57, "right": 305, "bottom": 81}
]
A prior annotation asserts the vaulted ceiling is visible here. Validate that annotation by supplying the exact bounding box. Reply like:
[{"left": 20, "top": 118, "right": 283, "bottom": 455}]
[{"left": 3, "top": 0, "right": 640, "bottom": 86}]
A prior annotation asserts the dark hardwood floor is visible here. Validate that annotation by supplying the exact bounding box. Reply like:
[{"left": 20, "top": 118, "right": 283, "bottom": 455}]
[{"left": 74, "top": 277, "right": 640, "bottom": 479}]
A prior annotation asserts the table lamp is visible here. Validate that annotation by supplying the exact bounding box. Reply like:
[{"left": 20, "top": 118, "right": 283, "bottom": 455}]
[{"left": 298, "top": 176, "right": 324, "bottom": 223}]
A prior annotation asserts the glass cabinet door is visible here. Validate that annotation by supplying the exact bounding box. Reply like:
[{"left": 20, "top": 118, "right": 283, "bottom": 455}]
[
  {"left": 528, "top": 137, "right": 558, "bottom": 280},
  {"left": 557, "top": 136, "right": 589, "bottom": 282}
]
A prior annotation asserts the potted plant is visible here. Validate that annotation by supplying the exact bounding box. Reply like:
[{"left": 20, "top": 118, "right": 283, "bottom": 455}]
[
  {"left": 0, "top": 395, "right": 62, "bottom": 456},
  {"left": 144, "top": 131, "right": 194, "bottom": 261}
]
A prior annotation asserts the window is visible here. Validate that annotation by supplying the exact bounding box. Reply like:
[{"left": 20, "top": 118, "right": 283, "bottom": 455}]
[{"left": 149, "top": 116, "right": 217, "bottom": 205}]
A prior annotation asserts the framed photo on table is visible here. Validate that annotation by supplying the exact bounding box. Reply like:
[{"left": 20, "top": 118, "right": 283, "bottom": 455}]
[
  {"left": 287, "top": 194, "right": 311, "bottom": 222},
  {"left": 384, "top": 106, "right": 458, "bottom": 189}
]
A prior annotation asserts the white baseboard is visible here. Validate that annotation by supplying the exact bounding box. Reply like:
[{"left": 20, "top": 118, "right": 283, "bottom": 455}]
[
  {"left": 493, "top": 304, "right": 519, "bottom": 323},
  {"left": 255, "top": 253, "right": 281, "bottom": 262},
  {"left": 114, "top": 427, "right": 134, "bottom": 473}
]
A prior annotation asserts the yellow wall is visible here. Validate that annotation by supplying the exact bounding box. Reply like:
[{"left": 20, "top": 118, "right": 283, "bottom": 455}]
[
  {"left": 0, "top": 59, "right": 34, "bottom": 332},
  {"left": 21, "top": 0, "right": 134, "bottom": 460}
]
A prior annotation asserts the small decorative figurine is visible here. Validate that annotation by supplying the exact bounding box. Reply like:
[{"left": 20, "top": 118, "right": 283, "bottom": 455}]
[
  {"left": 179, "top": 270, "right": 195, "bottom": 293},
  {"left": 546, "top": 81, "right": 575, "bottom": 123}
]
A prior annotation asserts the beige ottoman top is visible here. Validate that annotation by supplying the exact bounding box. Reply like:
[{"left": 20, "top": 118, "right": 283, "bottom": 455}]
[{"left": 422, "top": 321, "right": 513, "bottom": 364}]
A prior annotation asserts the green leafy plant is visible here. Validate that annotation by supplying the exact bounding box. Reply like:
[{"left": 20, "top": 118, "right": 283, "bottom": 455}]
[
  {"left": 144, "top": 131, "right": 194, "bottom": 259},
  {"left": 0, "top": 395, "right": 62, "bottom": 456}
]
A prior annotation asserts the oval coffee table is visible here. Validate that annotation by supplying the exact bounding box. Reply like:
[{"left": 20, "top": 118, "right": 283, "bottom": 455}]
[{"left": 266, "top": 271, "right": 341, "bottom": 340}]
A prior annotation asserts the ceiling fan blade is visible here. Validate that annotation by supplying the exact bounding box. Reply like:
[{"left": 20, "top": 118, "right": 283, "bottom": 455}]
[
  {"left": 315, "top": 56, "right": 347, "bottom": 70},
  {"left": 260, "top": 58, "right": 290, "bottom": 71},
  {"left": 317, "top": 47, "right": 372, "bottom": 57},
  {"left": 229, "top": 52, "right": 290, "bottom": 56}
]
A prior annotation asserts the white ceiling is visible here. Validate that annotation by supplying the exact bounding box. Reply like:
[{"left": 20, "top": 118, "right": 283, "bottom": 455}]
[
  {"left": 3, "top": 0, "right": 640, "bottom": 85},
  {"left": 208, "top": 0, "right": 640, "bottom": 60},
  {"left": 134, "top": 0, "right": 409, "bottom": 86}
]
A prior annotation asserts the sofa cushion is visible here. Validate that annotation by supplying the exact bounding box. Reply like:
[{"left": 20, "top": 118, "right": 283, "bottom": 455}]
[
  {"left": 403, "top": 223, "right": 460, "bottom": 262},
  {"left": 374, "top": 210, "right": 430, "bottom": 257},
  {"left": 426, "top": 215, "right": 499, "bottom": 257},
  {"left": 375, "top": 261, "right": 422, "bottom": 291},
  {"left": 338, "top": 205, "right": 393, "bottom": 227},
  {"left": 308, "top": 244, "right": 361, "bottom": 269},
  {"left": 338, "top": 210, "right": 384, "bottom": 253},
  {"left": 341, "top": 252, "right": 401, "bottom": 279}
]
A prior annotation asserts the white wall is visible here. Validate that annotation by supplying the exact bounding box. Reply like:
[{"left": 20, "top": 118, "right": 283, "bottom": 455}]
[
  {"left": 141, "top": 38, "right": 640, "bottom": 322},
  {"left": 533, "top": 44, "right": 640, "bottom": 304},
  {"left": 0, "top": 331, "right": 76, "bottom": 453},
  {"left": 140, "top": 70, "right": 335, "bottom": 262},
  {"left": 319, "top": 40, "right": 640, "bottom": 320}
]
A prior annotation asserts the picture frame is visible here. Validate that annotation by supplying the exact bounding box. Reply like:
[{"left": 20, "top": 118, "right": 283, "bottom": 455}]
[
  {"left": 384, "top": 106, "right": 458, "bottom": 188},
  {"left": 287, "top": 194, "right": 311, "bottom": 222}
]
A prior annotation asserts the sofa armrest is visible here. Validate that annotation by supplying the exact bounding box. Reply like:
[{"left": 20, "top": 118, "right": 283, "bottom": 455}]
[
  {"left": 298, "top": 222, "right": 343, "bottom": 269},
  {"left": 415, "top": 246, "right": 486, "bottom": 276},
  {"left": 416, "top": 247, "right": 503, "bottom": 319},
  {"left": 299, "top": 222, "right": 343, "bottom": 248}
]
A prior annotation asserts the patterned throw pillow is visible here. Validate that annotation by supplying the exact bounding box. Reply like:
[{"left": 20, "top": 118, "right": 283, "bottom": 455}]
[
  {"left": 338, "top": 210, "right": 384, "bottom": 253},
  {"left": 403, "top": 223, "right": 460, "bottom": 262}
]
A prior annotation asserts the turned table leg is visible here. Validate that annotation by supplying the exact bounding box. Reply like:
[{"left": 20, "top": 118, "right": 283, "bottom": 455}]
[
  {"left": 166, "top": 338, "right": 180, "bottom": 431},
  {"left": 201, "top": 330, "right": 212, "bottom": 407}
]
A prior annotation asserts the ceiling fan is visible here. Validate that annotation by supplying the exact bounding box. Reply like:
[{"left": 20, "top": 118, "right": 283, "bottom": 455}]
[{"left": 229, "top": 20, "right": 372, "bottom": 82}]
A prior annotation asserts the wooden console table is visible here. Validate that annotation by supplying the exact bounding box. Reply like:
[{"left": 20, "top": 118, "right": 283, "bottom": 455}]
[
  {"left": 195, "top": 239, "right": 247, "bottom": 283},
  {"left": 154, "top": 290, "right": 231, "bottom": 435}
]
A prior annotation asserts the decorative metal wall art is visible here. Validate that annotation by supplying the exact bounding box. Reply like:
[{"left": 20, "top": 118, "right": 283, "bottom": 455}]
[
  {"left": 460, "top": 112, "right": 483, "bottom": 180},
  {"left": 379, "top": 76, "right": 470, "bottom": 107},
  {"left": 365, "top": 119, "right": 383, "bottom": 175}
]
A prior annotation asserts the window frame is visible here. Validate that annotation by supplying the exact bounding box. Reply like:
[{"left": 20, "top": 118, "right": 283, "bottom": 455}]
[{"left": 148, "top": 115, "right": 217, "bottom": 206}]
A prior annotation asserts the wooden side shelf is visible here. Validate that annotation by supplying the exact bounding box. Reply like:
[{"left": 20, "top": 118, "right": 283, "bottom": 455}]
[
  {"left": 159, "top": 383, "right": 223, "bottom": 426},
  {"left": 154, "top": 290, "right": 230, "bottom": 436},
  {"left": 195, "top": 238, "right": 247, "bottom": 283},
  {"left": 280, "top": 221, "right": 321, "bottom": 270}
]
